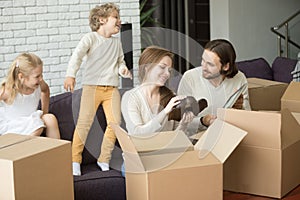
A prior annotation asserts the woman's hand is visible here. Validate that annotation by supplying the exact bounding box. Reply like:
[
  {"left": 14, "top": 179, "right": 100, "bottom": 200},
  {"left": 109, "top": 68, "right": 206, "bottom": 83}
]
[
  {"left": 176, "top": 111, "right": 195, "bottom": 131},
  {"left": 164, "top": 95, "right": 186, "bottom": 114},
  {"left": 179, "top": 111, "right": 195, "bottom": 125}
]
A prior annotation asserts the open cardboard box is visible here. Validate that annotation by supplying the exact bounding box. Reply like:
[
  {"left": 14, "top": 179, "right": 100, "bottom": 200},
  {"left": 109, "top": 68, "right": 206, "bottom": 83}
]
[
  {"left": 0, "top": 134, "right": 74, "bottom": 200},
  {"left": 247, "top": 78, "right": 288, "bottom": 111},
  {"left": 111, "top": 119, "right": 247, "bottom": 200},
  {"left": 218, "top": 108, "right": 300, "bottom": 198}
]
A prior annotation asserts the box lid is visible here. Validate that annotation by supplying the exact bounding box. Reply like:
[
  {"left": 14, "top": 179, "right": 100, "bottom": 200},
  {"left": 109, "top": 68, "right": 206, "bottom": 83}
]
[
  {"left": 131, "top": 130, "right": 193, "bottom": 153},
  {"left": 292, "top": 112, "right": 300, "bottom": 124},
  {"left": 281, "top": 81, "right": 300, "bottom": 112},
  {"left": 218, "top": 108, "right": 300, "bottom": 149},
  {"left": 0, "top": 134, "right": 70, "bottom": 161},
  {"left": 0, "top": 134, "right": 32, "bottom": 149},
  {"left": 217, "top": 108, "right": 282, "bottom": 148},
  {"left": 194, "top": 118, "right": 247, "bottom": 163},
  {"left": 111, "top": 123, "right": 145, "bottom": 173},
  {"left": 247, "top": 78, "right": 286, "bottom": 87},
  {"left": 281, "top": 109, "right": 300, "bottom": 148},
  {"left": 141, "top": 150, "right": 220, "bottom": 171},
  {"left": 247, "top": 78, "right": 288, "bottom": 111},
  {"left": 112, "top": 123, "right": 197, "bottom": 173}
]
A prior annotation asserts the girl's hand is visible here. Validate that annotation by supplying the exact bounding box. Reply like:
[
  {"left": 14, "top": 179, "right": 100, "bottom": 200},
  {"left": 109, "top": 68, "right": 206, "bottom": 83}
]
[
  {"left": 164, "top": 95, "right": 186, "bottom": 114},
  {"left": 64, "top": 77, "right": 76, "bottom": 92},
  {"left": 120, "top": 68, "right": 132, "bottom": 79}
]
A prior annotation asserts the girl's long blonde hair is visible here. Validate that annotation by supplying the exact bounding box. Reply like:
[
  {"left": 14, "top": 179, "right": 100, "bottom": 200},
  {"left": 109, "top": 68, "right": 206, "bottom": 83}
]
[{"left": 0, "top": 53, "right": 43, "bottom": 104}]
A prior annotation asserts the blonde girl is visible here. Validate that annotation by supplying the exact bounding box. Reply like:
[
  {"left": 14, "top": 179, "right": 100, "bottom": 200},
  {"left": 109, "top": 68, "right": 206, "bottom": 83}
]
[{"left": 0, "top": 53, "right": 60, "bottom": 139}]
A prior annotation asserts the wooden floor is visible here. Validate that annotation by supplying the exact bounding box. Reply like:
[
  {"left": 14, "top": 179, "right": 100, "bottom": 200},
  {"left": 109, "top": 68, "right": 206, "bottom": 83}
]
[{"left": 223, "top": 184, "right": 300, "bottom": 200}]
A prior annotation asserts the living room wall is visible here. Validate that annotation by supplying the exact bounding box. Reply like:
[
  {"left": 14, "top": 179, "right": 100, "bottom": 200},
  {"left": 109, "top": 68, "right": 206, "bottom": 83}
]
[
  {"left": 210, "top": 0, "right": 300, "bottom": 64},
  {"left": 0, "top": 0, "right": 140, "bottom": 95}
]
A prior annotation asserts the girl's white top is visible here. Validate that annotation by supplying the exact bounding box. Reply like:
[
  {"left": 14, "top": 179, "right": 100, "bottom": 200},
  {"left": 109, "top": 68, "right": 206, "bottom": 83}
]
[{"left": 0, "top": 86, "right": 45, "bottom": 135}]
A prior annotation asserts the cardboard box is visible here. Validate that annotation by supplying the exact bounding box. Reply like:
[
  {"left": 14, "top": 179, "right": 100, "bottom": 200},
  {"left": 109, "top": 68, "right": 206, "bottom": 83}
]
[
  {"left": 111, "top": 119, "right": 247, "bottom": 200},
  {"left": 218, "top": 108, "right": 300, "bottom": 198},
  {"left": 281, "top": 81, "right": 300, "bottom": 112},
  {"left": 0, "top": 134, "right": 74, "bottom": 200},
  {"left": 247, "top": 78, "right": 288, "bottom": 111}
]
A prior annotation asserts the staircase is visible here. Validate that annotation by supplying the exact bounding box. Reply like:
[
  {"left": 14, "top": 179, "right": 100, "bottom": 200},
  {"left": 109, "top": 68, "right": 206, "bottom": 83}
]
[{"left": 271, "top": 9, "right": 300, "bottom": 59}]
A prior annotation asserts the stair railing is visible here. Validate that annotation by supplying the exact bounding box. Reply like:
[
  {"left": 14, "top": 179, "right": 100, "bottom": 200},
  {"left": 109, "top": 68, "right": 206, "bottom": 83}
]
[{"left": 271, "top": 9, "right": 300, "bottom": 57}]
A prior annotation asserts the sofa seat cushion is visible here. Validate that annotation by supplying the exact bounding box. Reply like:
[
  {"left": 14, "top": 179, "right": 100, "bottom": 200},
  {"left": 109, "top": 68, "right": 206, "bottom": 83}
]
[
  {"left": 272, "top": 56, "right": 297, "bottom": 83},
  {"left": 74, "top": 165, "right": 126, "bottom": 200},
  {"left": 237, "top": 57, "right": 273, "bottom": 80}
]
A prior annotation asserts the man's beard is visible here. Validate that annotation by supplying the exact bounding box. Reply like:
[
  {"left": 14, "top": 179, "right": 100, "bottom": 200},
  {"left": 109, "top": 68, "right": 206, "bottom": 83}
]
[{"left": 202, "top": 70, "right": 222, "bottom": 80}]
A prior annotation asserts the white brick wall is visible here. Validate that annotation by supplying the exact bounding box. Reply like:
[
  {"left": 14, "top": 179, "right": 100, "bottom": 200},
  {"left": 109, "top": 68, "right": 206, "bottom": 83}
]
[{"left": 0, "top": 0, "right": 141, "bottom": 95}]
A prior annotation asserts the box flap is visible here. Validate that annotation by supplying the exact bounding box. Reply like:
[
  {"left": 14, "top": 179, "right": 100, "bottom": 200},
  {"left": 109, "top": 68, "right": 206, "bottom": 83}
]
[
  {"left": 132, "top": 131, "right": 194, "bottom": 172},
  {"left": 281, "top": 81, "right": 300, "bottom": 101},
  {"left": 281, "top": 81, "right": 300, "bottom": 112},
  {"left": 292, "top": 112, "right": 300, "bottom": 125},
  {"left": 111, "top": 123, "right": 145, "bottom": 173},
  {"left": 140, "top": 150, "right": 220, "bottom": 172},
  {"left": 131, "top": 130, "right": 193, "bottom": 153},
  {"left": 194, "top": 118, "right": 247, "bottom": 163},
  {"left": 217, "top": 108, "right": 281, "bottom": 148},
  {"left": 281, "top": 109, "right": 300, "bottom": 148},
  {"left": 247, "top": 78, "right": 285, "bottom": 87},
  {"left": 0, "top": 134, "right": 32, "bottom": 149},
  {"left": 247, "top": 78, "right": 288, "bottom": 111},
  {"left": 0, "top": 136, "right": 70, "bottom": 161}
]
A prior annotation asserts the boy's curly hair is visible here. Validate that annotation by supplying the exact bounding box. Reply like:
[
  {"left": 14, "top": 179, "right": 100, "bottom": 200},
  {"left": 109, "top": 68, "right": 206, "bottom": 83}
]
[{"left": 89, "top": 3, "right": 120, "bottom": 31}]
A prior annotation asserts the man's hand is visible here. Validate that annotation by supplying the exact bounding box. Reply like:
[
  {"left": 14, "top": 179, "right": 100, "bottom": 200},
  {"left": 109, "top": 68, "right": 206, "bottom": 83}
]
[
  {"left": 201, "top": 114, "right": 217, "bottom": 127},
  {"left": 232, "top": 94, "right": 243, "bottom": 109}
]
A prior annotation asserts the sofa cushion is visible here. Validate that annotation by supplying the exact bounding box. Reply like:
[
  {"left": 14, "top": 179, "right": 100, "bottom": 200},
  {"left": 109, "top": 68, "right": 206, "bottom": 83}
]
[
  {"left": 74, "top": 165, "right": 126, "bottom": 200},
  {"left": 272, "top": 56, "right": 297, "bottom": 83},
  {"left": 237, "top": 58, "right": 273, "bottom": 80},
  {"left": 48, "top": 91, "right": 75, "bottom": 141}
]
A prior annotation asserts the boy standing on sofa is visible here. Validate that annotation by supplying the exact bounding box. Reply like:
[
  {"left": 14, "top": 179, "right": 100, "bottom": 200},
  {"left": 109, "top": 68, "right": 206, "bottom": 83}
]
[{"left": 64, "top": 3, "right": 132, "bottom": 176}]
